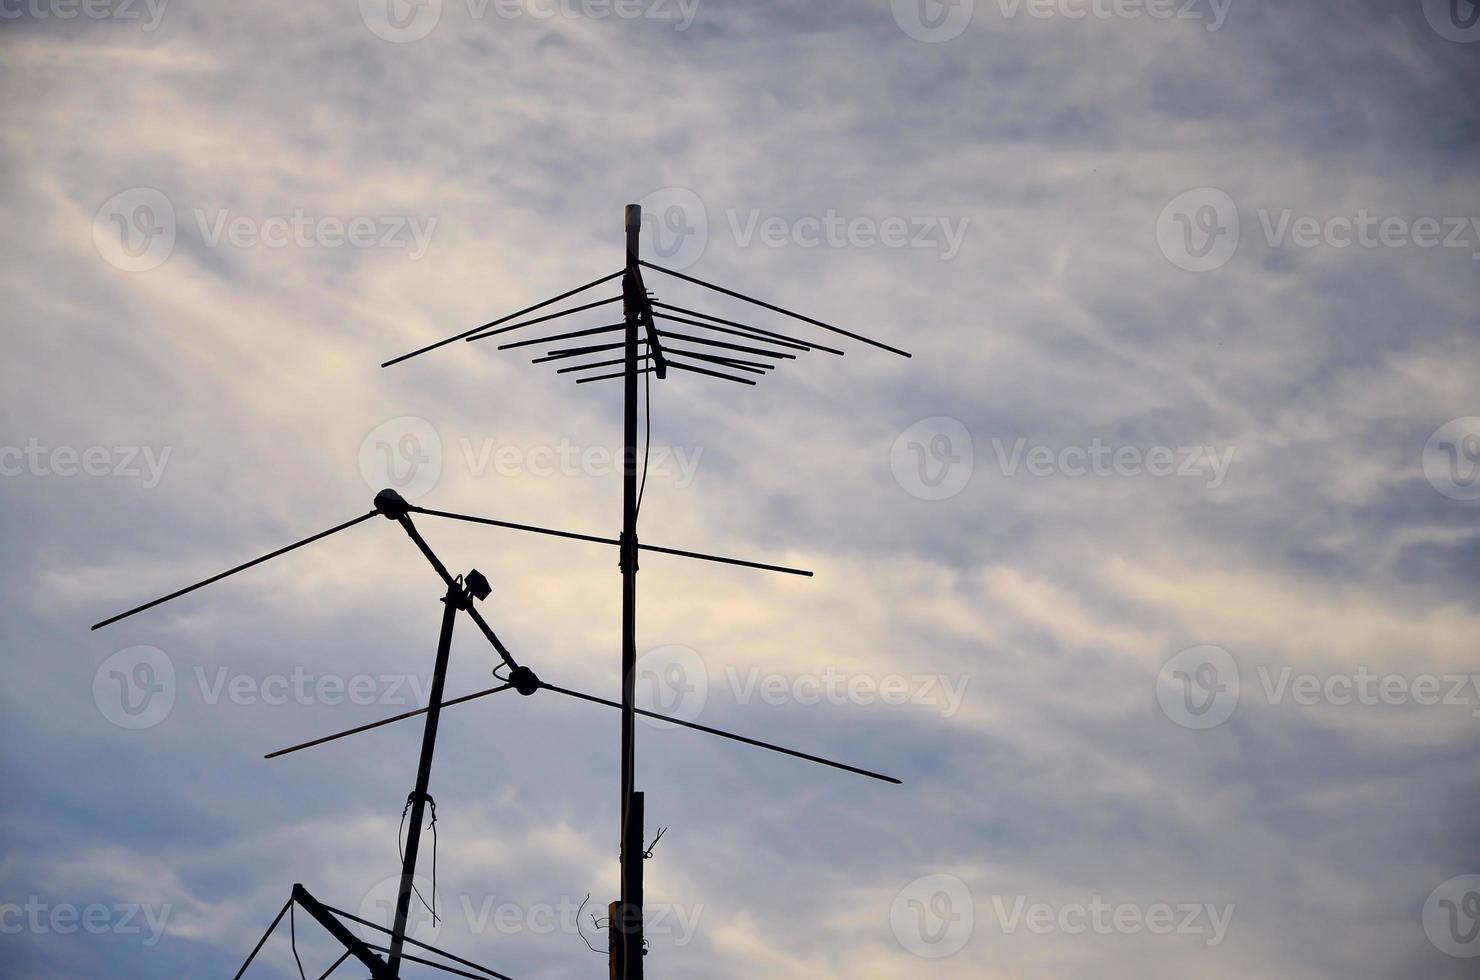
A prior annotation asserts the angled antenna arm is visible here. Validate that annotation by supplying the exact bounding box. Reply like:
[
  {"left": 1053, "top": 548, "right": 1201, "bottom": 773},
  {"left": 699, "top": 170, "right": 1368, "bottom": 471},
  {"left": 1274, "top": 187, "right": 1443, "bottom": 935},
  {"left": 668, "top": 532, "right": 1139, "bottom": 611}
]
[
  {"left": 640, "top": 259, "right": 912, "bottom": 358},
  {"left": 91, "top": 510, "right": 380, "bottom": 631},
  {"left": 374, "top": 489, "right": 527, "bottom": 678}
]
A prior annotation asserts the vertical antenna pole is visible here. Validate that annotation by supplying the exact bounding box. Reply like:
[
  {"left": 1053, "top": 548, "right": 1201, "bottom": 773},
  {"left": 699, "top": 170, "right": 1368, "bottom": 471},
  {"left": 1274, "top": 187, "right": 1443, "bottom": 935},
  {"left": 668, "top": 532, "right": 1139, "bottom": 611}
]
[
  {"left": 386, "top": 582, "right": 461, "bottom": 977},
  {"left": 618, "top": 203, "right": 645, "bottom": 979}
]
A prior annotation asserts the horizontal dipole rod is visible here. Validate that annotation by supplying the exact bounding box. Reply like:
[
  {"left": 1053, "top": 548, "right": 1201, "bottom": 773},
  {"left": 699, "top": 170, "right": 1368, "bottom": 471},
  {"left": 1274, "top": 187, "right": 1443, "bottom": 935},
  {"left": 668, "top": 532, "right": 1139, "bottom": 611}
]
[
  {"left": 408, "top": 505, "right": 813, "bottom": 576},
  {"left": 665, "top": 357, "right": 757, "bottom": 386},
  {"left": 496, "top": 321, "right": 626, "bottom": 351},
  {"left": 654, "top": 329, "right": 794, "bottom": 359},
  {"left": 541, "top": 683, "right": 901, "bottom": 784},
  {"left": 652, "top": 306, "right": 831, "bottom": 354},
  {"left": 663, "top": 346, "right": 773, "bottom": 373},
  {"left": 555, "top": 354, "right": 653, "bottom": 374},
  {"left": 531, "top": 338, "right": 648, "bottom": 363},
  {"left": 383, "top": 269, "right": 623, "bottom": 367},
  {"left": 91, "top": 511, "right": 380, "bottom": 630},
  {"left": 264, "top": 684, "right": 516, "bottom": 758},
  {"left": 576, "top": 365, "right": 657, "bottom": 384},
  {"left": 465, "top": 294, "right": 622, "bottom": 343},
  {"left": 641, "top": 260, "right": 910, "bottom": 358}
]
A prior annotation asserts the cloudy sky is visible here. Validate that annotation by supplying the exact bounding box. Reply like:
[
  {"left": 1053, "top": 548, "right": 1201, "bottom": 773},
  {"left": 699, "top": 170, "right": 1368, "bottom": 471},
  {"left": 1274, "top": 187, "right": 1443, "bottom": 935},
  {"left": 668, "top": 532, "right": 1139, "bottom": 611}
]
[{"left": 3, "top": 0, "right": 1479, "bottom": 977}]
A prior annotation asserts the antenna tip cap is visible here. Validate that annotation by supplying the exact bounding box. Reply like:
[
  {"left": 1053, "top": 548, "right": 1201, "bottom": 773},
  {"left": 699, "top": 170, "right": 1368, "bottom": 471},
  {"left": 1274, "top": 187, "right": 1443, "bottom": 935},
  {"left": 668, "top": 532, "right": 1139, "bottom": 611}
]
[{"left": 373, "top": 488, "right": 410, "bottom": 520}]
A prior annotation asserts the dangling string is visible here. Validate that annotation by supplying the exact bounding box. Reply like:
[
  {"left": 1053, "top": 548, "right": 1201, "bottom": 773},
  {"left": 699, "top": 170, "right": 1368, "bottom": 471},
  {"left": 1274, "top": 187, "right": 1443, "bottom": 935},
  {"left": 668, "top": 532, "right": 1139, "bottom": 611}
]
[{"left": 398, "top": 792, "right": 441, "bottom": 924}]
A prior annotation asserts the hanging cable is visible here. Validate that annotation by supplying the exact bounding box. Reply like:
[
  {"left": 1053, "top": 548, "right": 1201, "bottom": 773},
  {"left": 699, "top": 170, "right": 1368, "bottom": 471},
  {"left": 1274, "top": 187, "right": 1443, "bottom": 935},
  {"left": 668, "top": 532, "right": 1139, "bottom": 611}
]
[
  {"left": 289, "top": 900, "right": 307, "bottom": 980},
  {"left": 575, "top": 893, "right": 607, "bottom": 954},
  {"left": 398, "top": 793, "right": 441, "bottom": 924}
]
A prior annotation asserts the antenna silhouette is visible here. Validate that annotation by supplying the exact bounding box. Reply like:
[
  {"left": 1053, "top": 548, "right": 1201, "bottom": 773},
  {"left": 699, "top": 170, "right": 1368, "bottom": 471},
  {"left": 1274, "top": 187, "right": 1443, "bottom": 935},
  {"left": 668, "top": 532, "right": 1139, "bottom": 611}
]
[
  {"left": 381, "top": 204, "right": 910, "bottom": 977},
  {"left": 94, "top": 204, "right": 908, "bottom": 978}
]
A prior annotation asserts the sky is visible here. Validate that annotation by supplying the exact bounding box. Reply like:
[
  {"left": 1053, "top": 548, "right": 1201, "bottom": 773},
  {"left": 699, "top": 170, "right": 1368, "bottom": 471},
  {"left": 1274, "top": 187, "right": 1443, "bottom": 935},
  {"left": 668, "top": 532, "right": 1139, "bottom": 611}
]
[{"left": 2, "top": 0, "right": 1479, "bottom": 977}]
